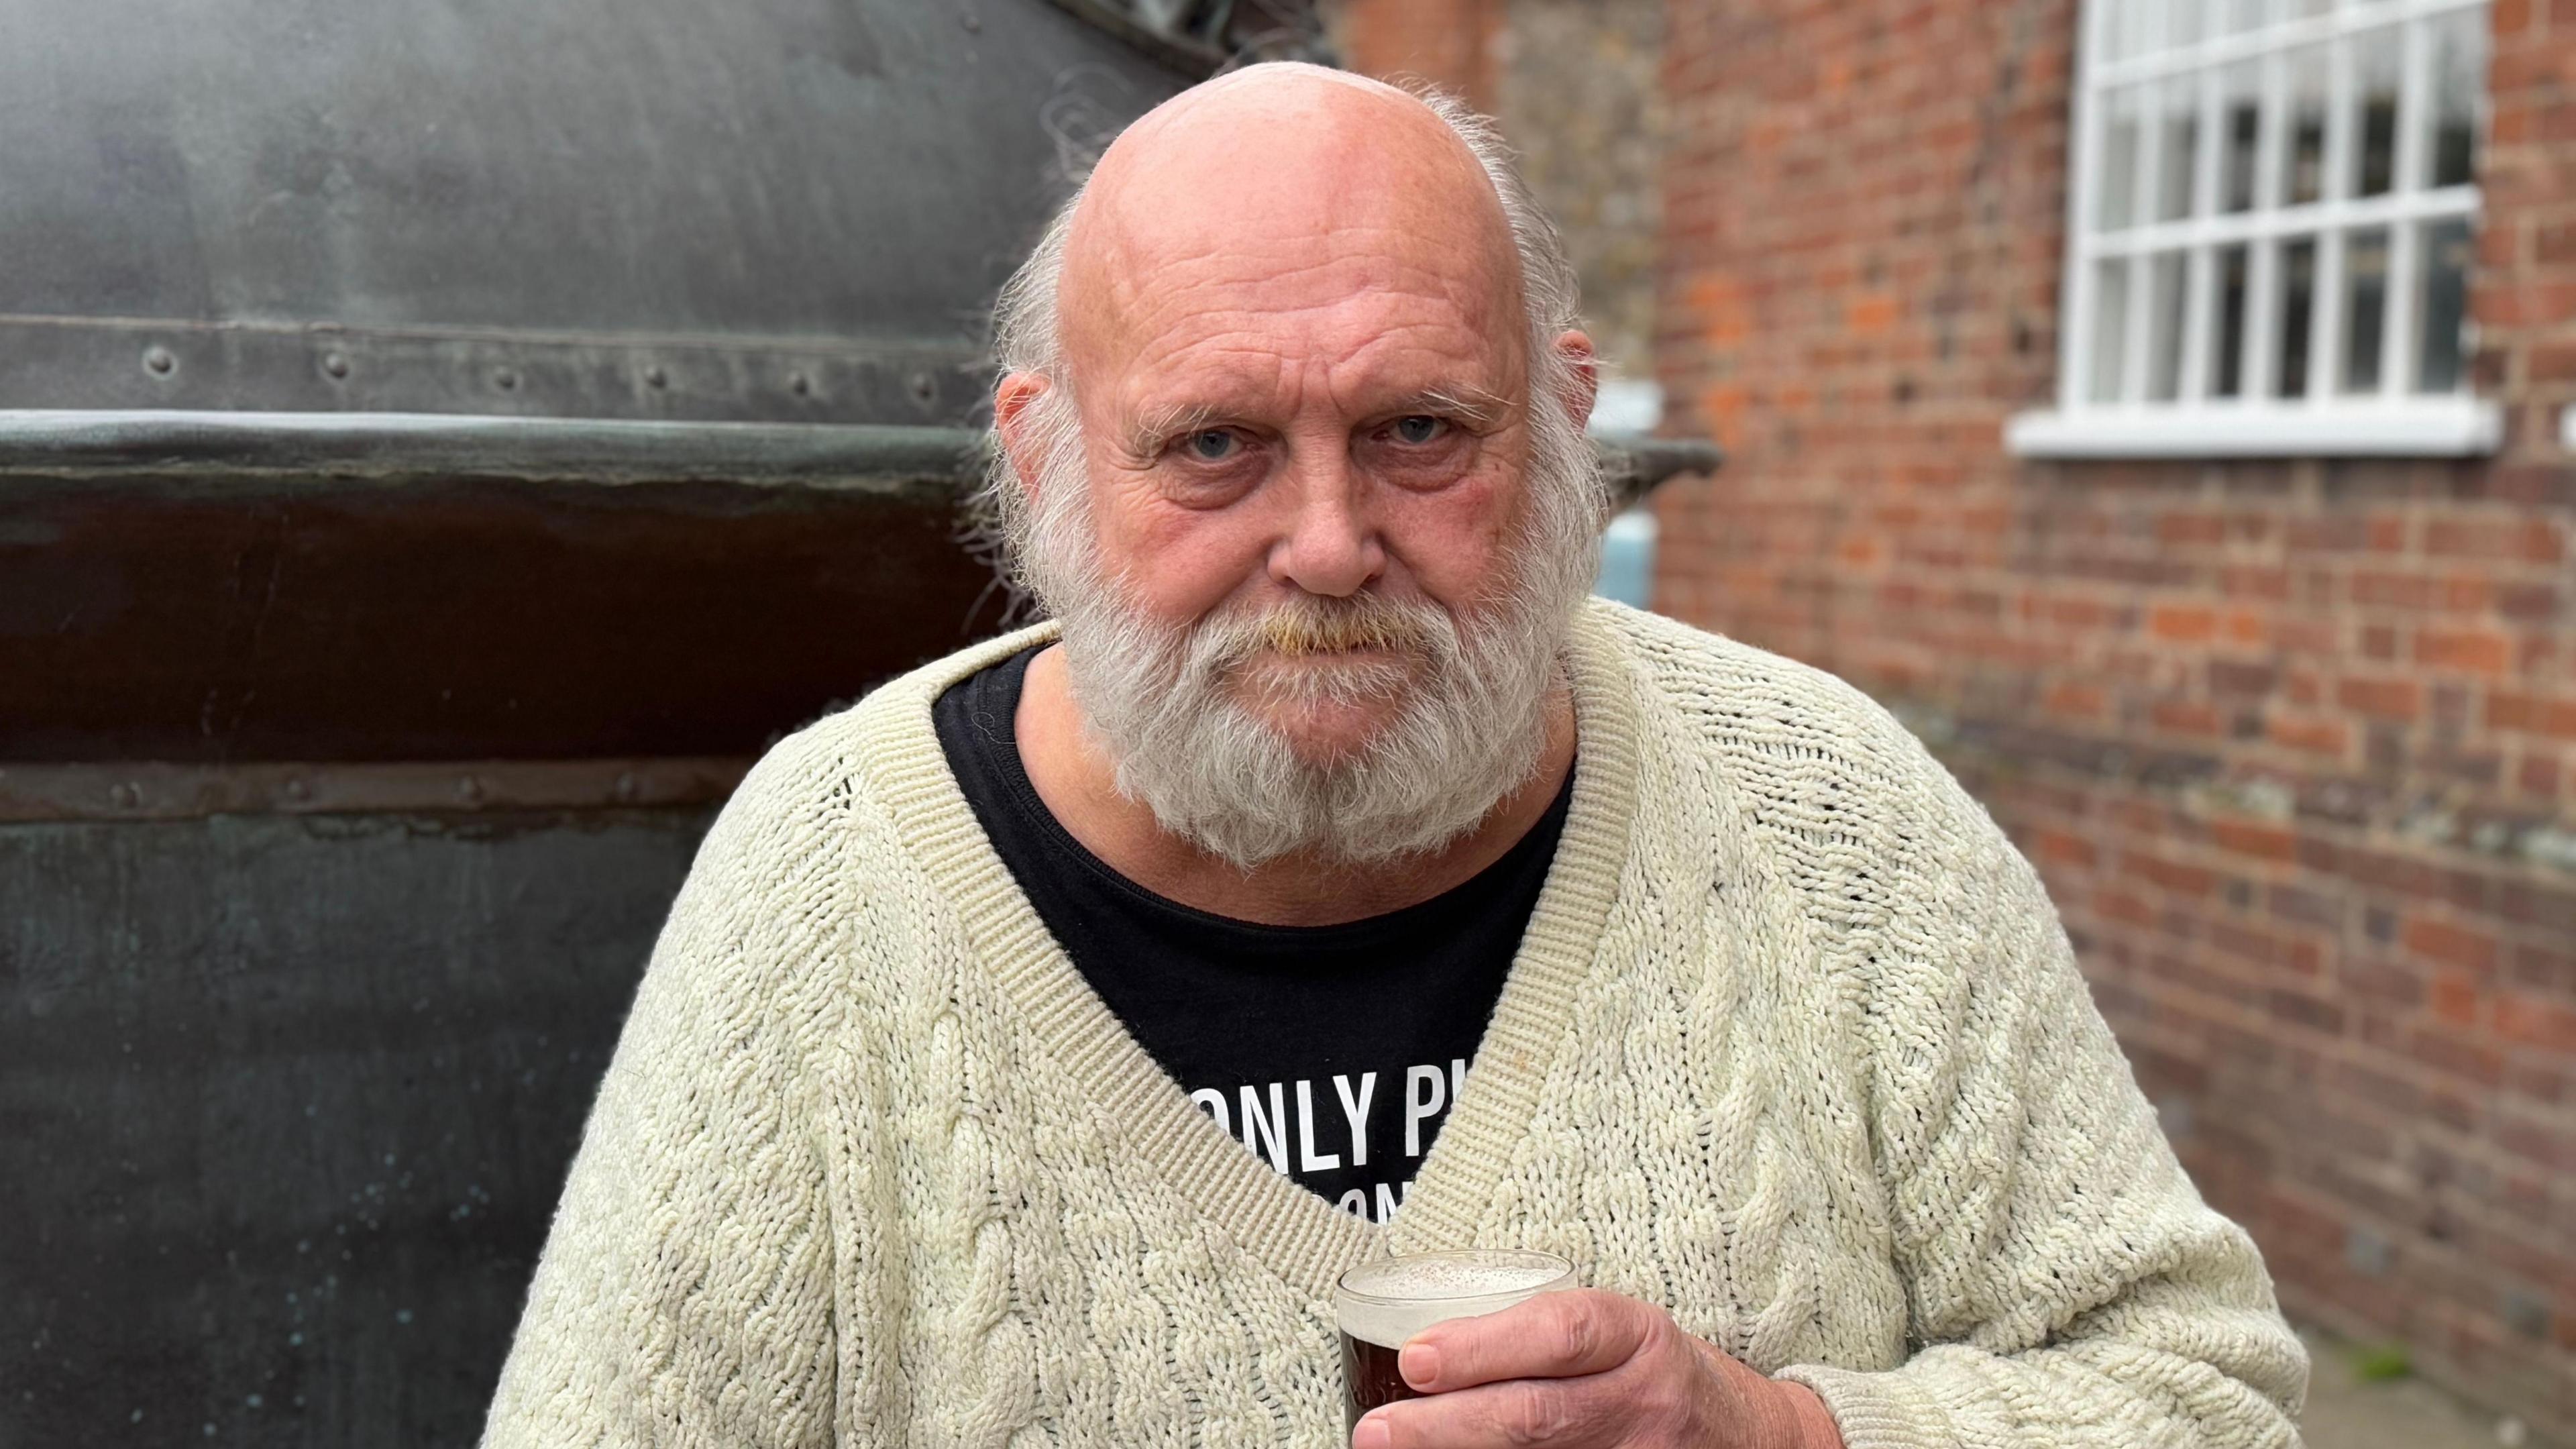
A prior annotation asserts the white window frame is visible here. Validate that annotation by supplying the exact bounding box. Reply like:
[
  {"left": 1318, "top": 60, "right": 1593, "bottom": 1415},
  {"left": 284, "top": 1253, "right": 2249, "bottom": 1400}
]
[{"left": 2008, "top": 0, "right": 2502, "bottom": 459}]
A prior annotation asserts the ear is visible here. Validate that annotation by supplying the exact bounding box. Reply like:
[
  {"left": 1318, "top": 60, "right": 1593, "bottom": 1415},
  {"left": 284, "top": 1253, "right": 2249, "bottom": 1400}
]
[
  {"left": 993, "top": 371, "right": 1059, "bottom": 501},
  {"left": 1549, "top": 330, "right": 1600, "bottom": 429}
]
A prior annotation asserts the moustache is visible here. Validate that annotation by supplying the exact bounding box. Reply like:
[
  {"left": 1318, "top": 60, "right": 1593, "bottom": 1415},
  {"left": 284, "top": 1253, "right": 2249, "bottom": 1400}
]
[{"left": 1206, "top": 597, "right": 1443, "bottom": 663}]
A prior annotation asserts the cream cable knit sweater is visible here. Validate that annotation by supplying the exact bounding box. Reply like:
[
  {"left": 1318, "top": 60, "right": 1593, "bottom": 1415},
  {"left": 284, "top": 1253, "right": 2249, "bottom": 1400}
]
[{"left": 481, "top": 598, "right": 2307, "bottom": 1449}]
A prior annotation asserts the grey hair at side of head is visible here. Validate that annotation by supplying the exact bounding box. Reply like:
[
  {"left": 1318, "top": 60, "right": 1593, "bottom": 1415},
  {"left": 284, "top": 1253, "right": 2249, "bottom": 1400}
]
[{"left": 975, "top": 70, "right": 1601, "bottom": 608}]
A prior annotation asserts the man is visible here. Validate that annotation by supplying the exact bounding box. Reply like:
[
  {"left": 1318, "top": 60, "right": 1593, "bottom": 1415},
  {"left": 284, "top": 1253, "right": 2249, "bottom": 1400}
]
[{"left": 482, "top": 63, "right": 2307, "bottom": 1449}]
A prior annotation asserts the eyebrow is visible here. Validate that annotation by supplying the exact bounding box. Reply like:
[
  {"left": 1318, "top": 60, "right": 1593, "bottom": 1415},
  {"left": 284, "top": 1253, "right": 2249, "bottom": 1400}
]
[
  {"left": 1122, "top": 400, "right": 1223, "bottom": 459},
  {"left": 1121, "top": 383, "right": 1517, "bottom": 458},
  {"left": 1401, "top": 384, "right": 1511, "bottom": 428}
]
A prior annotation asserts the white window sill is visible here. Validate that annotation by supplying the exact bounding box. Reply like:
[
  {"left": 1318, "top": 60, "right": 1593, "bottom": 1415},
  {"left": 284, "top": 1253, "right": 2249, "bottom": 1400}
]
[{"left": 2004, "top": 397, "right": 2502, "bottom": 459}]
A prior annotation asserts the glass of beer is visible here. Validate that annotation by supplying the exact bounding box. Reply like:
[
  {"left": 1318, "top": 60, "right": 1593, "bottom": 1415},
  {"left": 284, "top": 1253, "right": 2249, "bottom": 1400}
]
[{"left": 1334, "top": 1248, "right": 1576, "bottom": 1434}]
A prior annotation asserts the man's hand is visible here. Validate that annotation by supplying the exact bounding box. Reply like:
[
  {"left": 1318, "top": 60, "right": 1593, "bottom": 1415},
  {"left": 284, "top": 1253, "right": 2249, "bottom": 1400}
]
[{"left": 1350, "top": 1289, "right": 1844, "bottom": 1449}]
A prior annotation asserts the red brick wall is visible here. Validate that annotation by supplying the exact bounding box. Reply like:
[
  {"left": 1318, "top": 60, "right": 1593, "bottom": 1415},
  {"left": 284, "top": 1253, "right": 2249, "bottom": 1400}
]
[
  {"left": 1658, "top": 0, "right": 2576, "bottom": 1436},
  {"left": 1330, "top": 0, "right": 1506, "bottom": 109}
]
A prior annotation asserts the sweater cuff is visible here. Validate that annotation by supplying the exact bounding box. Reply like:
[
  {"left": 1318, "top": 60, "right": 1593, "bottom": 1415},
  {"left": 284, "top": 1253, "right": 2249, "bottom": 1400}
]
[{"left": 1773, "top": 1363, "right": 1957, "bottom": 1449}]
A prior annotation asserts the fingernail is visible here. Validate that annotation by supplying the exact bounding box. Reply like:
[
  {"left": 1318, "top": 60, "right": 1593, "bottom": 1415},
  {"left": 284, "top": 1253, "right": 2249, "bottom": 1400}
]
[
  {"left": 1352, "top": 1409, "right": 1393, "bottom": 1449},
  {"left": 1399, "top": 1340, "right": 1438, "bottom": 1389}
]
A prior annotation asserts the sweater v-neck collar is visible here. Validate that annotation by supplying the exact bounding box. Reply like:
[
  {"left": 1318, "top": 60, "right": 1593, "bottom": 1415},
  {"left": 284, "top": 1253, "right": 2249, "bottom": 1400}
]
[{"left": 860, "top": 601, "right": 1642, "bottom": 1304}]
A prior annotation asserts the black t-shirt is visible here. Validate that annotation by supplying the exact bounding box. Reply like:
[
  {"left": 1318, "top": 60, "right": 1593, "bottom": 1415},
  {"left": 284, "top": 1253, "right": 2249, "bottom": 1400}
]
[{"left": 932, "top": 645, "right": 1571, "bottom": 1223}]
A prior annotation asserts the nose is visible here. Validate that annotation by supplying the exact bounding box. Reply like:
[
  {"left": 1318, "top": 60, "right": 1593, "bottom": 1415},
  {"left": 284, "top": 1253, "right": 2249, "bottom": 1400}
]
[{"left": 1267, "top": 451, "right": 1385, "bottom": 598}]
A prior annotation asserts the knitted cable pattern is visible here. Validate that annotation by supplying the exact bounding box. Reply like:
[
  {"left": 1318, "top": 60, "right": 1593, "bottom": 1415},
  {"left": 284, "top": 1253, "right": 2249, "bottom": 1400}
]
[{"left": 480, "top": 598, "right": 2306, "bottom": 1449}]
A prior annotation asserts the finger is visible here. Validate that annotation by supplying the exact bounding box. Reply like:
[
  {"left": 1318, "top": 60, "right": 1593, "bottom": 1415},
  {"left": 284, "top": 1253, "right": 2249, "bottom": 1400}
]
[
  {"left": 1400, "top": 1289, "right": 1657, "bottom": 1393},
  {"left": 1362, "top": 1375, "right": 1624, "bottom": 1449}
]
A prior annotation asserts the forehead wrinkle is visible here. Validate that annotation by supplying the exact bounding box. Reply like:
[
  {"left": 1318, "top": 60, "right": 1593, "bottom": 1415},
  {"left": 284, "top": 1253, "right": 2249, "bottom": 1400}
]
[
  {"left": 1109, "top": 250, "right": 1511, "bottom": 348},
  {"left": 1116, "top": 322, "right": 1512, "bottom": 425},
  {"left": 1108, "top": 268, "right": 1517, "bottom": 392},
  {"left": 1120, "top": 300, "right": 1500, "bottom": 382},
  {"left": 1085, "top": 198, "right": 1506, "bottom": 307}
]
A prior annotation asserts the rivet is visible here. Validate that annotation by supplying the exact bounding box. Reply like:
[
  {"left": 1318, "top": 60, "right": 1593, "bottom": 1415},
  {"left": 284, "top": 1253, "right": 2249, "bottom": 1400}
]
[
  {"left": 110, "top": 782, "right": 141, "bottom": 808},
  {"left": 322, "top": 352, "right": 348, "bottom": 379},
  {"left": 643, "top": 365, "right": 667, "bottom": 389},
  {"left": 456, "top": 776, "right": 484, "bottom": 804},
  {"left": 492, "top": 368, "right": 519, "bottom": 392},
  {"left": 614, "top": 771, "right": 639, "bottom": 802},
  {"left": 908, "top": 370, "right": 936, "bottom": 402},
  {"left": 962, "top": 12, "right": 980, "bottom": 31},
  {"left": 789, "top": 371, "right": 810, "bottom": 396},
  {"left": 283, "top": 778, "right": 310, "bottom": 802},
  {"left": 143, "top": 345, "right": 174, "bottom": 376}
]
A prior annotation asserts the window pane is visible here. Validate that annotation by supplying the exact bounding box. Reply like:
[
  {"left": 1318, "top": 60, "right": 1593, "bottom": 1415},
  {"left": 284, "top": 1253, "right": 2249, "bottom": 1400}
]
[
  {"left": 2343, "top": 226, "right": 2390, "bottom": 392},
  {"left": 2426, "top": 9, "right": 2487, "bottom": 189},
  {"left": 2220, "top": 62, "right": 2263, "bottom": 213},
  {"left": 2416, "top": 218, "right": 2471, "bottom": 393},
  {"left": 2208, "top": 0, "right": 2269, "bottom": 36},
  {"left": 2156, "top": 77, "right": 2201, "bottom": 220},
  {"left": 2092, "top": 259, "right": 2133, "bottom": 403},
  {"left": 2125, "top": 0, "right": 2163, "bottom": 58},
  {"left": 2166, "top": 0, "right": 2205, "bottom": 50},
  {"left": 2351, "top": 25, "right": 2402, "bottom": 198},
  {"left": 2099, "top": 84, "right": 2146, "bottom": 230},
  {"left": 2277, "top": 237, "right": 2318, "bottom": 398},
  {"left": 2147, "top": 252, "right": 2190, "bottom": 400},
  {"left": 2213, "top": 244, "right": 2251, "bottom": 398},
  {"left": 2282, "top": 44, "right": 2329, "bottom": 205},
  {"left": 2102, "top": 0, "right": 2153, "bottom": 60}
]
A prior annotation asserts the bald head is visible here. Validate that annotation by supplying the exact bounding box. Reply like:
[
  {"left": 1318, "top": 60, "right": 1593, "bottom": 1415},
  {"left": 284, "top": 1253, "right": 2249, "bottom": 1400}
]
[
  {"left": 989, "top": 63, "right": 1580, "bottom": 379},
  {"left": 1078, "top": 63, "right": 1504, "bottom": 243},
  {"left": 1058, "top": 64, "right": 1525, "bottom": 396}
]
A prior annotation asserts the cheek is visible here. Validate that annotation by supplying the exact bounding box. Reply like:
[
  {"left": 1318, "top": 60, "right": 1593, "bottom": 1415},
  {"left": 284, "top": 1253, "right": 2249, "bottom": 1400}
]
[
  {"left": 1381, "top": 466, "right": 1527, "bottom": 601},
  {"left": 1091, "top": 490, "right": 1274, "bottom": 620}
]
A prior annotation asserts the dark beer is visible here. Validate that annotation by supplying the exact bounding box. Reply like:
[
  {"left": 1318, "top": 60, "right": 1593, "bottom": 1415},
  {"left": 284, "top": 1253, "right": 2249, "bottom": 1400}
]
[
  {"left": 1339, "top": 1333, "right": 1417, "bottom": 1422},
  {"left": 1333, "top": 1249, "right": 1574, "bottom": 1435}
]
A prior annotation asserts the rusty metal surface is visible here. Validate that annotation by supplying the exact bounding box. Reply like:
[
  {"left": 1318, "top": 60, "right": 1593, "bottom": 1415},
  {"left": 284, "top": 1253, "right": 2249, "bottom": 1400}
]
[
  {"left": 0, "top": 468, "right": 1009, "bottom": 763},
  {"left": 3, "top": 806, "right": 714, "bottom": 1448},
  {"left": 0, "top": 0, "right": 1184, "bottom": 420},
  {"left": 0, "top": 759, "right": 750, "bottom": 823}
]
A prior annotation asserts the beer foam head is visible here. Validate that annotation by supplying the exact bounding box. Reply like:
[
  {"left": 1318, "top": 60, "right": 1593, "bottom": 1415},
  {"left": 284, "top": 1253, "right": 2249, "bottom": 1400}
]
[{"left": 1334, "top": 1250, "right": 1572, "bottom": 1350}]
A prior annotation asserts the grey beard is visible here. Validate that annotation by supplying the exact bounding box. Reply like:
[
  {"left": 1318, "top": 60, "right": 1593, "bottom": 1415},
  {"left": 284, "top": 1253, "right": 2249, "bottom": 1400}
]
[
  {"left": 1012, "top": 393, "right": 1604, "bottom": 872},
  {"left": 1054, "top": 581, "right": 1568, "bottom": 871}
]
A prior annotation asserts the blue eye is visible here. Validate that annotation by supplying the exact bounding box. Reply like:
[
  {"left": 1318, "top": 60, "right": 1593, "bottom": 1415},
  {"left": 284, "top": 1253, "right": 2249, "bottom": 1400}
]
[
  {"left": 1187, "top": 429, "right": 1237, "bottom": 461},
  {"left": 1391, "top": 415, "right": 1446, "bottom": 445}
]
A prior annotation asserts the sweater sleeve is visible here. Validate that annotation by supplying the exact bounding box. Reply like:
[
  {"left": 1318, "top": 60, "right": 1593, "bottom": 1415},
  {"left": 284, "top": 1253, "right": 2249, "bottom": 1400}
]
[
  {"left": 1775, "top": 771, "right": 2308, "bottom": 1449},
  {"left": 479, "top": 777, "right": 840, "bottom": 1449}
]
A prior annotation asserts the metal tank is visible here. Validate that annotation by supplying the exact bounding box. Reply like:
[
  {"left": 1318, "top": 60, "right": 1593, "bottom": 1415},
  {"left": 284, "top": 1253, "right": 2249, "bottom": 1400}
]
[{"left": 0, "top": 1, "right": 1713, "bottom": 1443}]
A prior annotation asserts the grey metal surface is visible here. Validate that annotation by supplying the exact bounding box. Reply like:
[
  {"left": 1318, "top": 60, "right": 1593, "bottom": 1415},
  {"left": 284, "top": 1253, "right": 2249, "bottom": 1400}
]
[
  {"left": 0, "top": 5, "right": 1191, "bottom": 1438},
  {"left": 1597, "top": 433, "right": 1723, "bottom": 513},
  {"left": 0, "top": 410, "right": 987, "bottom": 490},
  {"left": 0, "top": 317, "right": 1001, "bottom": 426},
  {"left": 3, "top": 807, "right": 716, "bottom": 1448},
  {"left": 0, "top": 0, "right": 1186, "bottom": 420}
]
